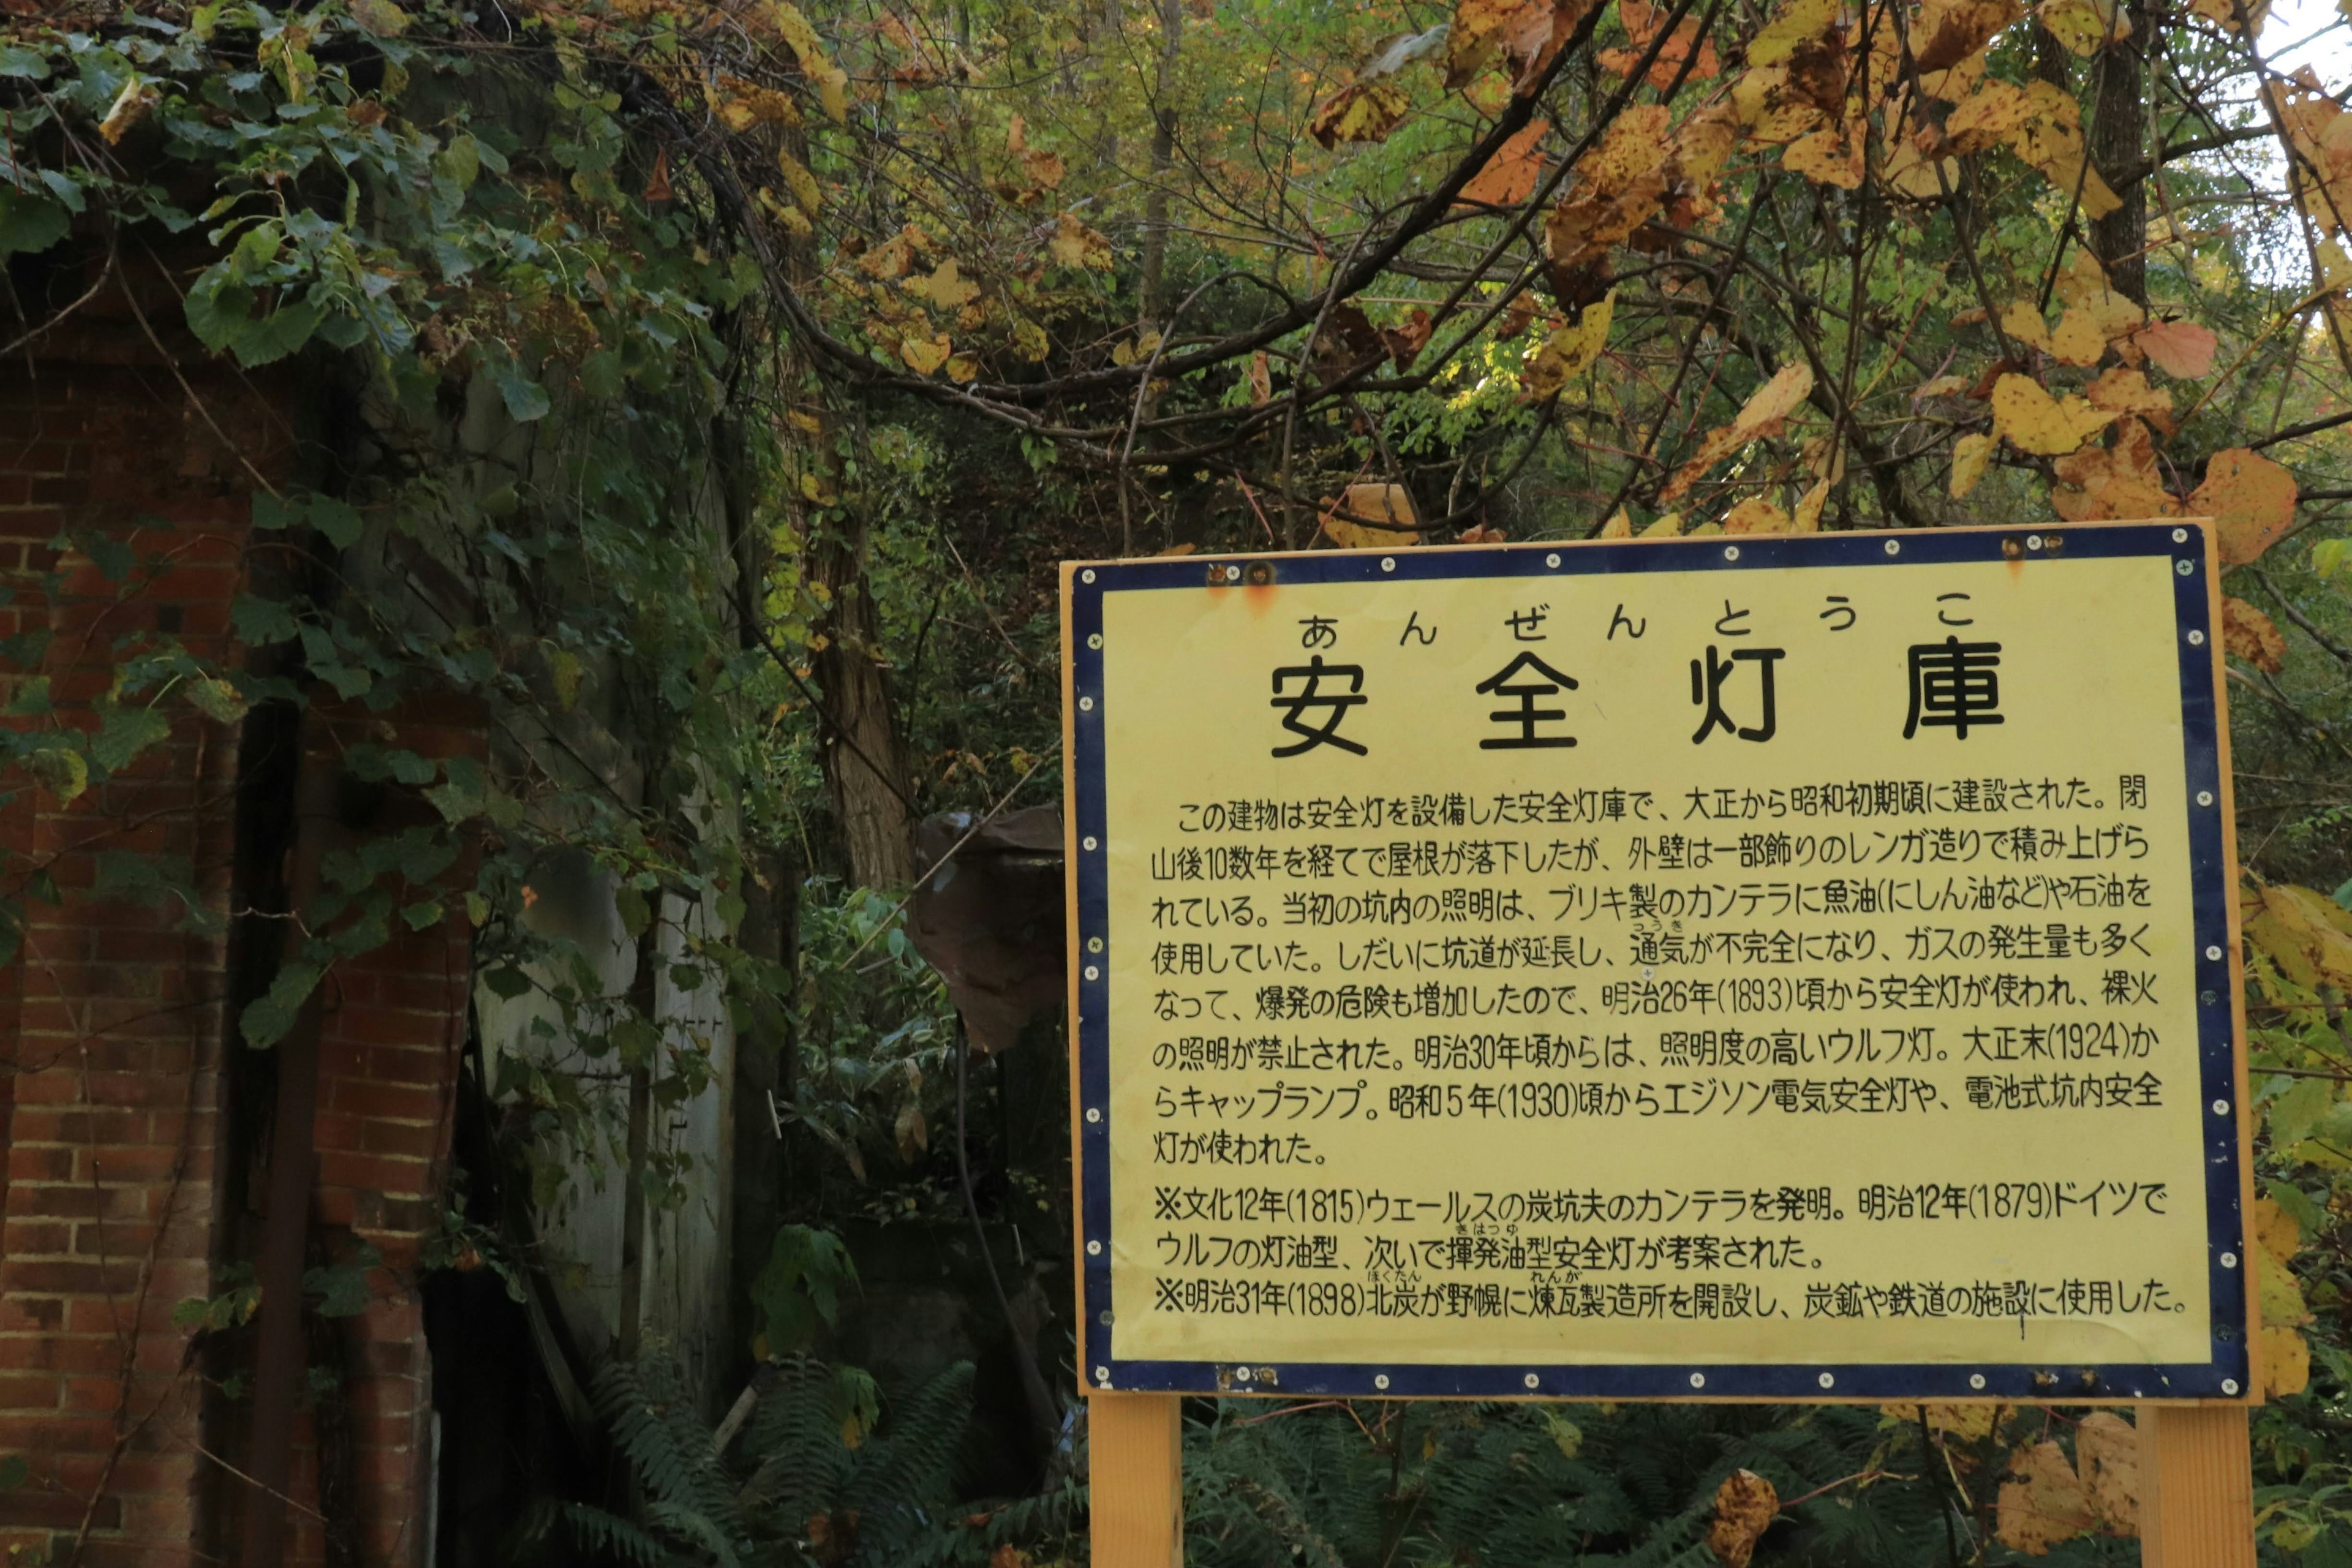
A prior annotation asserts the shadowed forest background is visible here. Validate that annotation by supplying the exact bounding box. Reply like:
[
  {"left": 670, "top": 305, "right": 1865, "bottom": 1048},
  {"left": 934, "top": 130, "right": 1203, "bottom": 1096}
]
[{"left": 7, "top": 0, "right": 2352, "bottom": 1561}]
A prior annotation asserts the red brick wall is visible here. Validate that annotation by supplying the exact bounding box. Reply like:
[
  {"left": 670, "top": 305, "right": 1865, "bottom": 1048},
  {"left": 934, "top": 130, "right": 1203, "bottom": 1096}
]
[{"left": 0, "top": 261, "right": 483, "bottom": 1567}]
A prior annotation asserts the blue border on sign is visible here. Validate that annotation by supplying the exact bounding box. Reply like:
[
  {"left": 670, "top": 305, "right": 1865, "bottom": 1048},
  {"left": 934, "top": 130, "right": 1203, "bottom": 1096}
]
[{"left": 1065, "top": 522, "right": 2248, "bottom": 1403}]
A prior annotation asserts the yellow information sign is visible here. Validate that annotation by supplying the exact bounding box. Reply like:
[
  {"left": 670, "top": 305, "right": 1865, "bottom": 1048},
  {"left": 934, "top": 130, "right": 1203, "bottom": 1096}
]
[{"left": 1063, "top": 523, "right": 2253, "bottom": 1403}]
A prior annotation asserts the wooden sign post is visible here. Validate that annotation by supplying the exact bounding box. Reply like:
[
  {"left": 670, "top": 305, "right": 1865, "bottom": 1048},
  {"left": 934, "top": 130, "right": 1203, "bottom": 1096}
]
[{"left": 1065, "top": 523, "right": 2259, "bottom": 1565}]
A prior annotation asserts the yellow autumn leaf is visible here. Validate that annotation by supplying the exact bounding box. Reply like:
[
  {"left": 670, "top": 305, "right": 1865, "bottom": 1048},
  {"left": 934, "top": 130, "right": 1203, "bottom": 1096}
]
[
  {"left": 2262, "top": 1245, "right": 2313, "bottom": 1328},
  {"left": 777, "top": 148, "right": 822, "bottom": 216},
  {"left": 1321, "top": 483, "right": 1420, "bottom": 549},
  {"left": 2000, "top": 301, "right": 2053, "bottom": 352},
  {"left": 1047, "top": 213, "right": 1115, "bottom": 271},
  {"left": 765, "top": 1, "right": 848, "bottom": 120},
  {"left": 1784, "top": 124, "right": 1864, "bottom": 187},
  {"left": 713, "top": 74, "right": 802, "bottom": 130},
  {"left": 1599, "top": 510, "right": 1634, "bottom": 537},
  {"left": 2073, "top": 1412, "right": 2138, "bottom": 1536},
  {"left": 1748, "top": 0, "right": 1840, "bottom": 64},
  {"left": 1996, "top": 1440, "right": 2098, "bottom": 1555},
  {"left": 905, "top": 258, "right": 981, "bottom": 310},
  {"left": 2255, "top": 1194, "right": 2303, "bottom": 1265},
  {"left": 2190, "top": 447, "right": 2297, "bottom": 565},
  {"left": 1877, "top": 1401, "right": 2010, "bottom": 1441},
  {"left": 1950, "top": 431, "right": 1996, "bottom": 497},
  {"left": 2037, "top": 0, "right": 2127, "bottom": 54},
  {"left": 1947, "top": 80, "right": 2119, "bottom": 216},
  {"left": 1721, "top": 497, "right": 1793, "bottom": 533},
  {"left": 1990, "top": 373, "right": 2116, "bottom": 456},
  {"left": 2086, "top": 366, "right": 2173, "bottom": 419},
  {"left": 1308, "top": 81, "right": 1411, "bottom": 148},
  {"left": 1521, "top": 290, "right": 1615, "bottom": 398},
  {"left": 2048, "top": 305, "right": 2111, "bottom": 366},
  {"left": 1643, "top": 511, "right": 1684, "bottom": 536},
  {"left": 99, "top": 76, "right": 160, "bottom": 144},
  {"left": 1792, "top": 477, "right": 1829, "bottom": 530},
  {"left": 2264, "top": 1323, "right": 2313, "bottom": 1398},
  {"left": 900, "top": 334, "right": 953, "bottom": 374},
  {"left": 2261, "top": 884, "right": 2352, "bottom": 989},
  {"left": 2191, "top": 0, "right": 2271, "bottom": 30}
]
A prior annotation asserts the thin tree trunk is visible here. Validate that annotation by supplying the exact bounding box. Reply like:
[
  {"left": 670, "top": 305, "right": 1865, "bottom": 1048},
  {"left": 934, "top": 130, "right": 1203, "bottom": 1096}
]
[
  {"left": 1136, "top": 0, "right": 1183, "bottom": 328},
  {"left": 809, "top": 524, "right": 916, "bottom": 890},
  {"left": 2089, "top": 4, "right": 2152, "bottom": 305},
  {"left": 616, "top": 915, "right": 660, "bottom": 1362},
  {"left": 768, "top": 110, "right": 918, "bottom": 892}
]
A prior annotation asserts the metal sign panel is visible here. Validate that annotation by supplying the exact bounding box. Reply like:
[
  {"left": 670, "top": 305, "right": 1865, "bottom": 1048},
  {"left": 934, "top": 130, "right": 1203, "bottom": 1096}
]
[{"left": 1063, "top": 522, "right": 2253, "bottom": 1403}]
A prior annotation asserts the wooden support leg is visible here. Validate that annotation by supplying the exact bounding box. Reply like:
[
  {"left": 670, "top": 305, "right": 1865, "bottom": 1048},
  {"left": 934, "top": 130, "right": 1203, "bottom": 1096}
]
[
  {"left": 1088, "top": 1392, "right": 1183, "bottom": 1568},
  {"left": 2139, "top": 1404, "right": 2256, "bottom": 1567}
]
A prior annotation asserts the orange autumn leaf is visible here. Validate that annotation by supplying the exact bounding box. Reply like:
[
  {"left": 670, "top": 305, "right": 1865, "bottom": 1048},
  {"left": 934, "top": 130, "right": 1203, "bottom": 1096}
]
[
  {"left": 2223, "top": 596, "right": 2288, "bottom": 672},
  {"left": 1597, "top": 0, "right": 1720, "bottom": 89},
  {"left": 2190, "top": 447, "right": 2297, "bottom": 565},
  {"left": 1912, "top": 0, "right": 2023, "bottom": 72},
  {"left": 2051, "top": 417, "right": 2179, "bottom": 520},
  {"left": 1446, "top": 0, "right": 1602, "bottom": 92},
  {"left": 1460, "top": 119, "right": 1551, "bottom": 207},
  {"left": 1545, "top": 105, "right": 1674, "bottom": 271},
  {"left": 1660, "top": 361, "right": 1815, "bottom": 500},
  {"left": 2133, "top": 318, "right": 2218, "bottom": 378},
  {"left": 1705, "top": 1469, "right": 1778, "bottom": 1568}
]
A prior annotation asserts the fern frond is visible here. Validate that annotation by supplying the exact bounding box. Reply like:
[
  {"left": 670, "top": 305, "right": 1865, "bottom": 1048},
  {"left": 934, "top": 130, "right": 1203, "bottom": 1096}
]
[{"left": 524, "top": 1498, "right": 681, "bottom": 1567}]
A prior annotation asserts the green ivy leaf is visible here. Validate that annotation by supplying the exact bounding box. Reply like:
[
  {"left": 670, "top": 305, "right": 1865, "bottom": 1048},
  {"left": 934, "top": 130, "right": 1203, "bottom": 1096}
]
[
  {"left": 2269, "top": 1075, "right": 2335, "bottom": 1149},
  {"left": 0, "top": 44, "right": 51, "bottom": 79},
  {"left": 401, "top": 898, "right": 444, "bottom": 931},
  {"left": 23, "top": 747, "right": 81, "bottom": 804},
  {"left": 94, "top": 850, "right": 196, "bottom": 910},
  {"left": 240, "top": 960, "right": 322, "bottom": 1048},
  {"left": 184, "top": 278, "right": 254, "bottom": 350},
  {"left": 614, "top": 883, "right": 651, "bottom": 938},
  {"left": 184, "top": 676, "right": 250, "bottom": 724},
  {"left": 750, "top": 1225, "right": 858, "bottom": 1358},
  {"left": 91, "top": 703, "right": 172, "bottom": 772},
  {"left": 0, "top": 190, "right": 68, "bottom": 257},
  {"left": 309, "top": 496, "right": 363, "bottom": 548},
  {"left": 492, "top": 360, "right": 551, "bottom": 422},
  {"left": 424, "top": 754, "right": 485, "bottom": 823},
  {"left": 480, "top": 963, "right": 532, "bottom": 1000},
  {"left": 610, "top": 1013, "right": 660, "bottom": 1066},
  {"left": 232, "top": 593, "right": 301, "bottom": 644},
  {"left": 231, "top": 299, "right": 322, "bottom": 367}
]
